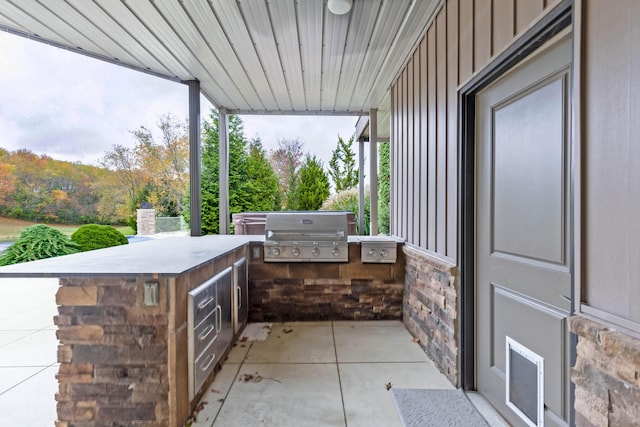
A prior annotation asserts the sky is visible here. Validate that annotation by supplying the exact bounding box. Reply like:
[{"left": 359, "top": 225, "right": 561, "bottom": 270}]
[{"left": 0, "top": 31, "right": 358, "bottom": 167}]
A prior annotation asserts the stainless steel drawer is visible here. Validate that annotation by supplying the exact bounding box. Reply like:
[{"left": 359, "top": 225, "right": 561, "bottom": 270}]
[
  {"left": 189, "top": 278, "right": 217, "bottom": 327},
  {"left": 193, "top": 339, "right": 218, "bottom": 396},
  {"left": 188, "top": 266, "right": 233, "bottom": 401},
  {"left": 192, "top": 307, "right": 219, "bottom": 358}
]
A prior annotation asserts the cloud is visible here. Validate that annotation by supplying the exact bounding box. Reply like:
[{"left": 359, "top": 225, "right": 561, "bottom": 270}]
[
  {"left": 0, "top": 31, "right": 360, "bottom": 167},
  {"left": 240, "top": 115, "right": 357, "bottom": 165}
]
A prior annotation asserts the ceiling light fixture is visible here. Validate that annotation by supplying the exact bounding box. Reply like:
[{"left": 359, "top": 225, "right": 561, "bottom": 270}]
[{"left": 328, "top": 0, "right": 352, "bottom": 15}]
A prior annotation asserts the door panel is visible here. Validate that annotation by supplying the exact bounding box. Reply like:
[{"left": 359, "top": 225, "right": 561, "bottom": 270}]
[
  {"left": 492, "top": 77, "right": 566, "bottom": 265},
  {"left": 492, "top": 285, "right": 568, "bottom": 416},
  {"left": 476, "top": 33, "right": 572, "bottom": 427}
]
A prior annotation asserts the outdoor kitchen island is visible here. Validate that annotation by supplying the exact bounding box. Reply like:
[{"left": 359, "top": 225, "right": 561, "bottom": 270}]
[{"left": 0, "top": 233, "right": 405, "bottom": 427}]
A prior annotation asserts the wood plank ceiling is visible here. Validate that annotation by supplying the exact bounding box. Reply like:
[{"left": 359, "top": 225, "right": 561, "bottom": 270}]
[{"left": 0, "top": 0, "right": 440, "bottom": 137}]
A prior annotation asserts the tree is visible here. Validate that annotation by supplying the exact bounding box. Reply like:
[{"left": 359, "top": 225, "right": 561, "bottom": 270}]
[
  {"left": 328, "top": 135, "right": 359, "bottom": 192},
  {"left": 242, "top": 138, "right": 281, "bottom": 212},
  {"left": 378, "top": 142, "right": 391, "bottom": 234},
  {"left": 100, "top": 114, "right": 190, "bottom": 225},
  {"left": 99, "top": 144, "right": 146, "bottom": 213},
  {"left": 269, "top": 138, "right": 304, "bottom": 209},
  {"left": 321, "top": 187, "right": 370, "bottom": 235},
  {"left": 131, "top": 115, "right": 190, "bottom": 216},
  {"left": 293, "top": 155, "right": 330, "bottom": 210},
  {"left": 198, "top": 111, "right": 281, "bottom": 234},
  {"left": 0, "top": 162, "right": 16, "bottom": 202},
  {"left": 0, "top": 149, "right": 111, "bottom": 224}
]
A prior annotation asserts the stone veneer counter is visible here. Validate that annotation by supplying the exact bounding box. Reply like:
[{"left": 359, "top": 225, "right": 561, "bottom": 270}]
[
  {"left": 0, "top": 234, "right": 257, "bottom": 427},
  {"left": 0, "top": 234, "right": 256, "bottom": 277},
  {"left": 0, "top": 234, "right": 405, "bottom": 427}
]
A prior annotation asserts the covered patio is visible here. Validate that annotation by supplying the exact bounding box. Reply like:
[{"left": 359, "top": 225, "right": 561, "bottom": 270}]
[
  {"left": 0, "top": 274, "right": 506, "bottom": 426},
  {"left": 0, "top": 0, "right": 438, "bottom": 236},
  {"left": 3, "top": 1, "right": 640, "bottom": 426}
]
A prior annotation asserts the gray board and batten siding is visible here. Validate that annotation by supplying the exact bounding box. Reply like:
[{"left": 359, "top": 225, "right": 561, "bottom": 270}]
[
  {"left": 391, "top": 0, "right": 640, "bottom": 337},
  {"left": 390, "top": 0, "right": 564, "bottom": 261}
]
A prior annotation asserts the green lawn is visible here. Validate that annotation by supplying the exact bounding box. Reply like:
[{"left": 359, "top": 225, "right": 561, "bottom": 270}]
[{"left": 0, "top": 217, "right": 134, "bottom": 241}]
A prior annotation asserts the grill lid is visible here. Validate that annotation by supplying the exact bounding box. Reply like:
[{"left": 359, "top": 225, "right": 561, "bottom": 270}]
[
  {"left": 265, "top": 212, "right": 349, "bottom": 241},
  {"left": 264, "top": 211, "right": 349, "bottom": 262}
]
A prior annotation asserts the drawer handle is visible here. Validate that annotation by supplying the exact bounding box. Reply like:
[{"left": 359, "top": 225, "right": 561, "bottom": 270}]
[
  {"left": 198, "top": 324, "right": 215, "bottom": 341},
  {"left": 216, "top": 305, "right": 222, "bottom": 333},
  {"left": 201, "top": 353, "right": 215, "bottom": 371},
  {"left": 198, "top": 297, "right": 214, "bottom": 310},
  {"left": 237, "top": 286, "right": 242, "bottom": 309}
]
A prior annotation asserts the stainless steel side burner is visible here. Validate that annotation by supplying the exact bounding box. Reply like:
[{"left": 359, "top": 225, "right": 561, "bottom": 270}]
[{"left": 264, "top": 212, "right": 349, "bottom": 262}]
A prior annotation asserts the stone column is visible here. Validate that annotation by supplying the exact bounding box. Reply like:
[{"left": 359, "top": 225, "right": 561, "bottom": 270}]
[{"left": 137, "top": 209, "right": 156, "bottom": 236}]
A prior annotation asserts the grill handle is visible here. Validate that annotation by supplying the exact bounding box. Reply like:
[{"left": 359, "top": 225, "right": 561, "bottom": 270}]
[{"left": 265, "top": 230, "right": 346, "bottom": 240}]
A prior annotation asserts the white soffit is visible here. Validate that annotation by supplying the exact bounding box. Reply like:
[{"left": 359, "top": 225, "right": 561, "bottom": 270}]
[{"left": 0, "top": 0, "right": 439, "bottom": 120}]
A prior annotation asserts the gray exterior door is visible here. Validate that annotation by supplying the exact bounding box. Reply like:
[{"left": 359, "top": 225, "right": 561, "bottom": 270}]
[{"left": 476, "top": 33, "right": 572, "bottom": 427}]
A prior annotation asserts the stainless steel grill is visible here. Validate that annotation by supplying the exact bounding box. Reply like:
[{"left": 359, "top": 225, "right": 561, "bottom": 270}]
[{"left": 264, "top": 212, "right": 349, "bottom": 262}]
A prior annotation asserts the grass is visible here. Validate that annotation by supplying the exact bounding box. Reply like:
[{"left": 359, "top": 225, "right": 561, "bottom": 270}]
[{"left": 0, "top": 217, "right": 134, "bottom": 241}]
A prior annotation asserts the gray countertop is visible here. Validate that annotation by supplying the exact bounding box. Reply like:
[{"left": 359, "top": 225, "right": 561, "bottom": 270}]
[
  {"left": 0, "top": 235, "right": 259, "bottom": 278},
  {"left": 0, "top": 234, "right": 403, "bottom": 278}
]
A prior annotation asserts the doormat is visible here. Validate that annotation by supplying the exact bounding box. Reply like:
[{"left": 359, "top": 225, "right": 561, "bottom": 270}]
[{"left": 391, "top": 388, "right": 490, "bottom": 427}]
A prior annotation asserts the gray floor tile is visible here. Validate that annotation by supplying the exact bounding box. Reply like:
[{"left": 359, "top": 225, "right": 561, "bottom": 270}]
[
  {"left": 332, "top": 320, "right": 403, "bottom": 328},
  {"left": 245, "top": 324, "right": 336, "bottom": 363},
  {"left": 339, "top": 362, "right": 454, "bottom": 427},
  {"left": 0, "top": 366, "right": 47, "bottom": 394},
  {"left": 277, "top": 321, "right": 330, "bottom": 327},
  {"left": 0, "top": 307, "right": 56, "bottom": 330},
  {"left": 0, "top": 329, "right": 58, "bottom": 366},
  {"left": 334, "top": 324, "right": 428, "bottom": 363},
  {"left": 214, "top": 363, "right": 345, "bottom": 427},
  {"left": 0, "top": 330, "right": 37, "bottom": 348},
  {"left": 225, "top": 340, "right": 252, "bottom": 364},
  {"left": 0, "top": 365, "right": 57, "bottom": 426},
  {"left": 191, "top": 362, "right": 242, "bottom": 427}
]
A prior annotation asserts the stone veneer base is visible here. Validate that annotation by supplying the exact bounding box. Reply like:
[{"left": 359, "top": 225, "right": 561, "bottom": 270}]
[
  {"left": 248, "top": 242, "right": 405, "bottom": 322},
  {"left": 402, "top": 245, "right": 458, "bottom": 386},
  {"left": 569, "top": 316, "right": 640, "bottom": 427}
]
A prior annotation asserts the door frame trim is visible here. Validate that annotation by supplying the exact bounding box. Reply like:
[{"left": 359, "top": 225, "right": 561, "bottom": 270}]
[{"left": 457, "top": 0, "right": 574, "bottom": 392}]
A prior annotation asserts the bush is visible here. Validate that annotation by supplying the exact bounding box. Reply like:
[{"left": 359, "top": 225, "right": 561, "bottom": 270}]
[
  {"left": 321, "top": 187, "right": 370, "bottom": 235},
  {"left": 0, "top": 225, "right": 80, "bottom": 266},
  {"left": 71, "top": 224, "right": 129, "bottom": 252}
]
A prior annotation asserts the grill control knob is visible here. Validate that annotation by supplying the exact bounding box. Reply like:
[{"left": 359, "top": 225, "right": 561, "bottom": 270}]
[
  {"left": 380, "top": 249, "right": 388, "bottom": 258},
  {"left": 332, "top": 247, "right": 340, "bottom": 257},
  {"left": 271, "top": 248, "right": 280, "bottom": 256},
  {"left": 368, "top": 249, "right": 377, "bottom": 257},
  {"left": 312, "top": 247, "right": 320, "bottom": 257},
  {"left": 291, "top": 248, "right": 300, "bottom": 257}
]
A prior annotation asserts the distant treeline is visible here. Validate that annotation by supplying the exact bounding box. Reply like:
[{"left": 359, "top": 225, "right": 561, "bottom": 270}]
[
  {"left": 0, "top": 147, "right": 128, "bottom": 225},
  {"left": 0, "top": 111, "right": 373, "bottom": 233}
]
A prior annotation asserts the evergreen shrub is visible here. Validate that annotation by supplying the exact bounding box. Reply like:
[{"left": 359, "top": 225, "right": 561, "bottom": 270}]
[
  {"left": 321, "top": 187, "right": 370, "bottom": 235},
  {"left": 71, "top": 224, "right": 129, "bottom": 252},
  {"left": 0, "top": 225, "right": 80, "bottom": 266}
]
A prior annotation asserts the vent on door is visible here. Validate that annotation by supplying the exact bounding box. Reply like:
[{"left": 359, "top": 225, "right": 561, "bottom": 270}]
[{"left": 505, "top": 337, "right": 544, "bottom": 427}]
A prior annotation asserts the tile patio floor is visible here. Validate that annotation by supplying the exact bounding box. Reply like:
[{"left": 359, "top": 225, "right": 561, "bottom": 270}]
[
  {"left": 192, "top": 321, "right": 457, "bottom": 427},
  {"left": 0, "top": 278, "right": 59, "bottom": 426},
  {"left": 0, "top": 278, "right": 506, "bottom": 426}
]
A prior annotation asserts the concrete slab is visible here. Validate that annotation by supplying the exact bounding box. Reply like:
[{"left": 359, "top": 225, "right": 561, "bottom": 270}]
[
  {"left": 334, "top": 324, "right": 428, "bottom": 363},
  {"left": 213, "top": 363, "right": 345, "bottom": 427},
  {"left": 0, "top": 328, "right": 58, "bottom": 366},
  {"left": 190, "top": 362, "right": 242, "bottom": 426},
  {"left": 339, "top": 361, "right": 455, "bottom": 427},
  {"left": 0, "top": 365, "right": 57, "bottom": 426},
  {"left": 245, "top": 324, "right": 336, "bottom": 364}
]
